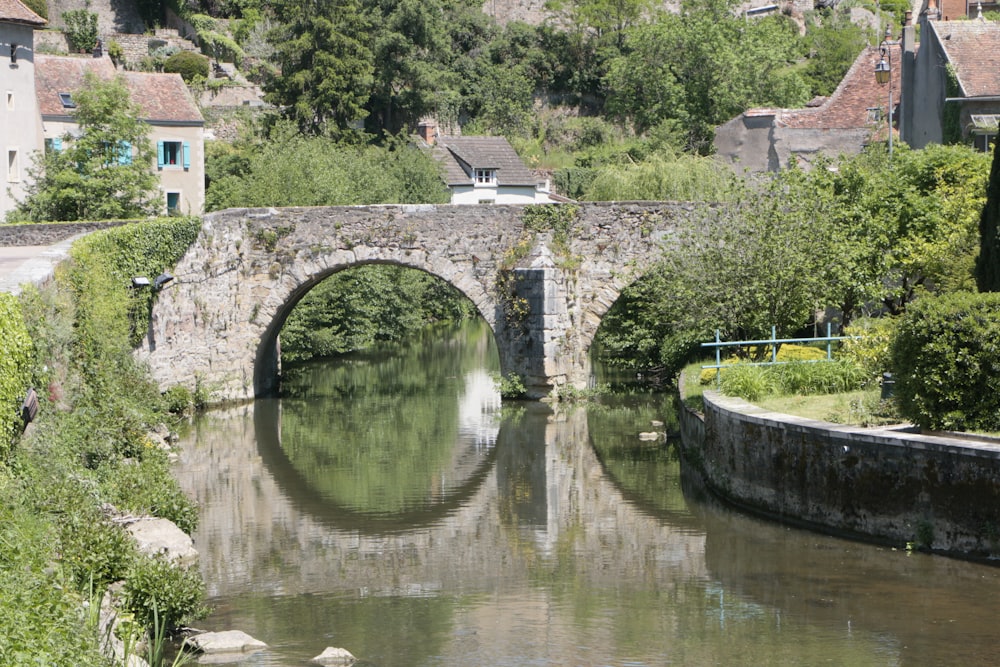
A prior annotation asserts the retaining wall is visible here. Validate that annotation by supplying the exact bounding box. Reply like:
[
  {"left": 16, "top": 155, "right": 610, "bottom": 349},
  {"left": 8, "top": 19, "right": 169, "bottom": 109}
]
[
  {"left": 0, "top": 221, "right": 129, "bottom": 246},
  {"left": 678, "top": 388, "right": 1000, "bottom": 558}
]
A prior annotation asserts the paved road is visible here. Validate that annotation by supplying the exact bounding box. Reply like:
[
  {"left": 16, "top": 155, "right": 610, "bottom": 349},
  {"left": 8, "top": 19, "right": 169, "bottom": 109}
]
[{"left": 0, "top": 239, "right": 77, "bottom": 295}]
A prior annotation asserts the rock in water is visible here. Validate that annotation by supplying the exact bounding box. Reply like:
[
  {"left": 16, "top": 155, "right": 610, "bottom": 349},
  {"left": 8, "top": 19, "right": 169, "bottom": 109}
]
[{"left": 312, "top": 646, "right": 357, "bottom": 665}]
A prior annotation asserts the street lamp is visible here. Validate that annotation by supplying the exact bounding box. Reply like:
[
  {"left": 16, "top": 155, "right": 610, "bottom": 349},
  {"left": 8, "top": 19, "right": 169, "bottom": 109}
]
[{"left": 874, "top": 26, "right": 893, "bottom": 158}]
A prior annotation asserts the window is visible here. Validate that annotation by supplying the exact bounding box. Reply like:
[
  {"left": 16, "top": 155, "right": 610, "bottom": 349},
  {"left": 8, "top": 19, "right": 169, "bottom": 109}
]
[
  {"left": 7, "top": 149, "right": 19, "bottom": 182},
  {"left": 478, "top": 199, "right": 494, "bottom": 205},
  {"left": 58, "top": 92, "right": 76, "bottom": 109},
  {"left": 866, "top": 107, "right": 882, "bottom": 123},
  {"left": 166, "top": 192, "right": 181, "bottom": 214},
  {"left": 474, "top": 168, "right": 496, "bottom": 186},
  {"left": 44, "top": 137, "right": 63, "bottom": 153},
  {"left": 6, "top": 91, "right": 12, "bottom": 111},
  {"left": 157, "top": 140, "right": 190, "bottom": 169}
]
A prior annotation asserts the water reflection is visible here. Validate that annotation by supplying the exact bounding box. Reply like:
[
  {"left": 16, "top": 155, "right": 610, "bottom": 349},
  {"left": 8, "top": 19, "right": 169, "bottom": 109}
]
[{"left": 175, "top": 322, "right": 1000, "bottom": 667}]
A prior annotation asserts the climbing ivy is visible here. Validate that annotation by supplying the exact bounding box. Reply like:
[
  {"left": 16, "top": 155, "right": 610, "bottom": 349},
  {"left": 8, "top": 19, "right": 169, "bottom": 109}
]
[
  {"left": 0, "top": 294, "right": 33, "bottom": 457},
  {"left": 943, "top": 64, "right": 963, "bottom": 145}
]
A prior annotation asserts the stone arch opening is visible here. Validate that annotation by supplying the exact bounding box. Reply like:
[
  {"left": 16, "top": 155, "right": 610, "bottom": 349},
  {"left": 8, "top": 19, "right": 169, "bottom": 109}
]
[{"left": 253, "top": 258, "right": 500, "bottom": 397}]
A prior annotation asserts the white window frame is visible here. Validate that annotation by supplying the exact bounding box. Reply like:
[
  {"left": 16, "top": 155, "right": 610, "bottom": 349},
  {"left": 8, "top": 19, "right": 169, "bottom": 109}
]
[
  {"left": 474, "top": 168, "right": 496, "bottom": 187},
  {"left": 6, "top": 91, "right": 13, "bottom": 111}
]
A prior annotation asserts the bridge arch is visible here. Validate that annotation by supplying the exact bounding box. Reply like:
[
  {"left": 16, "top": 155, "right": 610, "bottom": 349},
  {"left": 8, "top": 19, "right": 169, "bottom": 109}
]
[
  {"left": 252, "top": 257, "right": 500, "bottom": 397},
  {"left": 139, "top": 203, "right": 691, "bottom": 402}
]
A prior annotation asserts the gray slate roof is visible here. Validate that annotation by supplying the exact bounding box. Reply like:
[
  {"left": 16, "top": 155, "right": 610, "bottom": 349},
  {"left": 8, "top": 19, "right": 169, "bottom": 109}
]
[{"left": 434, "top": 136, "right": 537, "bottom": 187}]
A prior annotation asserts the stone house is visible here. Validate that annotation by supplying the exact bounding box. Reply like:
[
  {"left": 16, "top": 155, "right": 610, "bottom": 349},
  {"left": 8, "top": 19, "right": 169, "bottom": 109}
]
[
  {"left": 714, "top": 43, "right": 901, "bottom": 172},
  {"left": 419, "top": 123, "right": 557, "bottom": 205},
  {"left": 1, "top": 0, "right": 205, "bottom": 219},
  {"left": 904, "top": 13, "right": 1000, "bottom": 150}
]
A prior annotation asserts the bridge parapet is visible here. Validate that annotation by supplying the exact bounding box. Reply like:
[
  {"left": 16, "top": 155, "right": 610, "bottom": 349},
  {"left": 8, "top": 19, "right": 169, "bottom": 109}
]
[{"left": 138, "top": 202, "right": 693, "bottom": 403}]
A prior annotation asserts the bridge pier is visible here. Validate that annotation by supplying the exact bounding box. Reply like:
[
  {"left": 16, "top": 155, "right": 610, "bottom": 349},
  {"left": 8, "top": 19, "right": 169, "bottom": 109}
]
[{"left": 496, "top": 243, "right": 590, "bottom": 399}]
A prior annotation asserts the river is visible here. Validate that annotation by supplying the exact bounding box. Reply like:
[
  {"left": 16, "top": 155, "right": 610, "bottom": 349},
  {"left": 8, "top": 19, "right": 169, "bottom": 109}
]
[{"left": 175, "top": 320, "right": 1000, "bottom": 666}]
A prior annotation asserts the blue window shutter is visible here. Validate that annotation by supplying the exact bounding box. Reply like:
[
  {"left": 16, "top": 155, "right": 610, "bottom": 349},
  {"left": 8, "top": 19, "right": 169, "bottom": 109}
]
[
  {"left": 119, "top": 141, "right": 132, "bottom": 165},
  {"left": 157, "top": 141, "right": 165, "bottom": 169},
  {"left": 53, "top": 137, "right": 62, "bottom": 152},
  {"left": 182, "top": 141, "right": 190, "bottom": 170}
]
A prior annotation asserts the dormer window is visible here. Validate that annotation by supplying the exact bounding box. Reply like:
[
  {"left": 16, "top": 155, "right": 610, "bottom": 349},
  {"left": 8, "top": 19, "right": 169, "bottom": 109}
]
[
  {"left": 475, "top": 168, "right": 496, "bottom": 186},
  {"left": 59, "top": 92, "right": 76, "bottom": 109}
]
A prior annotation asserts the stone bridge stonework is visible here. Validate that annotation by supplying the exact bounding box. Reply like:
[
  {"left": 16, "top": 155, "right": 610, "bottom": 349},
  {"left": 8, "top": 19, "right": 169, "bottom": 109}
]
[{"left": 139, "top": 202, "right": 694, "bottom": 402}]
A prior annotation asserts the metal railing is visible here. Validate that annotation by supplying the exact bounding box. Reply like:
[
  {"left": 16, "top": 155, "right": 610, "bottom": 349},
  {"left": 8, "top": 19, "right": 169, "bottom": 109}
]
[{"left": 701, "top": 324, "right": 858, "bottom": 388}]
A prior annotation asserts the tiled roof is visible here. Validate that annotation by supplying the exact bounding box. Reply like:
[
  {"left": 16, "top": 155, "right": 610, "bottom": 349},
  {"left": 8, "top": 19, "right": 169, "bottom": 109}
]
[
  {"left": 777, "top": 44, "right": 900, "bottom": 130},
  {"left": 35, "top": 55, "right": 203, "bottom": 124},
  {"left": 434, "top": 136, "right": 537, "bottom": 187},
  {"left": 0, "top": 0, "right": 46, "bottom": 26},
  {"left": 931, "top": 20, "right": 1000, "bottom": 98}
]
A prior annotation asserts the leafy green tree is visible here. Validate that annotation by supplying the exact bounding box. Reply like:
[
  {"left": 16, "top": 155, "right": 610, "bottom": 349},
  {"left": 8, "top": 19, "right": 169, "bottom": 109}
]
[
  {"left": 604, "top": 1, "right": 808, "bottom": 151},
  {"left": 204, "top": 123, "right": 449, "bottom": 210},
  {"left": 544, "top": 0, "right": 653, "bottom": 48},
  {"left": 597, "top": 169, "right": 840, "bottom": 374},
  {"left": 266, "top": 0, "right": 374, "bottom": 134},
  {"left": 10, "top": 74, "right": 159, "bottom": 222},
  {"left": 802, "top": 9, "right": 869, "bottom": 97}
]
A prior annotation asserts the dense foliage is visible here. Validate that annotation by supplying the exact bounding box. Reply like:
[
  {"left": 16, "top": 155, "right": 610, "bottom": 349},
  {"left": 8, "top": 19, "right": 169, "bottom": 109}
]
[
  {"left": 163, "top": 49, "right": 211, "bottom": 82},
  {"left": 8, "top": 75, "right": 160, "bottom": 222},
  {"left": 976, "top": 132, "right": 1000, "bottom": 291},
  {"left": 281, "top": 265, "right": 475, "bottom": 363},
  {"left": 890, "top": 291, "right": 1000, "bottom": 432},
  {"left": 205, "top": 125, "right": 449, "bottom": 210},
  {"left": 0, "top": 294, "right": 33, "bottom": 457},
  {"left": 2, "top": 218, "right": 205, "bottom": 664}
]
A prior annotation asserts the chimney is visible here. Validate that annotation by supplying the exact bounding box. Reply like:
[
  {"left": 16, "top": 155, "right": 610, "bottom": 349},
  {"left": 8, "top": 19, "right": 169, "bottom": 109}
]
[
  {"left": 418, "top": 119, "right": 438, "bottom": 145},
  {"left": 904, "top": 10, "right": 912, "bottom": 26}
]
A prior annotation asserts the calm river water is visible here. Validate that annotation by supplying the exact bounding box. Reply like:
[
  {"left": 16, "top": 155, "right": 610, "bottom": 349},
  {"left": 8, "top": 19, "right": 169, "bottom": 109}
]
[{"left": 175, "top": 320, "right": 1000, "bottom": 666}]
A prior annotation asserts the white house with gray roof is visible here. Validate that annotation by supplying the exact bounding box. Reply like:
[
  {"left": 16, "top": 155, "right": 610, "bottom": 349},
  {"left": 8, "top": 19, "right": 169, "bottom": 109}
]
[{"left": 431, "top": 135, "right": 557, "bottom": 205}]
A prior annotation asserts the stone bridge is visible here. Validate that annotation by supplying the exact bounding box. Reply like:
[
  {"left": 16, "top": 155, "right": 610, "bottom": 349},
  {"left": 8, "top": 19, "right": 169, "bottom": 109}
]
[{"left": 140, "top": 202, "right": 696, "bottom": 402}]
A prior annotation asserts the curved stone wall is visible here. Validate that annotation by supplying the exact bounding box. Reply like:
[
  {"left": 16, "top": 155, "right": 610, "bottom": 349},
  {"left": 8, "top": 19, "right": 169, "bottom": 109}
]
[{"left": 678, "top": 389, "right": 1000, "bottom": 558}]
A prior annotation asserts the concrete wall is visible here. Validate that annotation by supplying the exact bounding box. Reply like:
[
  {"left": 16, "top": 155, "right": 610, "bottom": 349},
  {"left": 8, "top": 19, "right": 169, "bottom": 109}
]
[
  {"left": 679, "top": 389, "right": 1000, "bottom": 558},
  {"left": 907, "top": 21, "right": 947, "bottom": 149},
  {"left": 715, "top": 115, "right": 873, "bottom": 173}
]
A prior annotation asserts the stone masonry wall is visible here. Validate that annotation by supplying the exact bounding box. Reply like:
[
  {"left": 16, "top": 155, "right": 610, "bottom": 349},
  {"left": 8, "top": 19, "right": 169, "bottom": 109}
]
[
  {"left": 138, "top": 202, "right": 692, "bottom": 404},
  {"left": 679, "top": 389, "right": 1000, "bottom": 558},
  {"left": 0, "top": 221, "right": 129, "bottom": 246}
]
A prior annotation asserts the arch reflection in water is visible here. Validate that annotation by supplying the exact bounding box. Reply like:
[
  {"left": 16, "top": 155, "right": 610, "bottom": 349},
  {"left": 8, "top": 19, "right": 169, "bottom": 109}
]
[{"left": 260, "top": 321, "right": 502, "bottom": 531}]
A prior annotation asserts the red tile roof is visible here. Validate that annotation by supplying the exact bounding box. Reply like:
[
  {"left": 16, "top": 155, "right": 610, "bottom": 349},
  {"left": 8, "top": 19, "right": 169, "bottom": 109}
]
[
  {"left": 0, "top": 0, "right": 46, "bottom": 26},
  {"left": 931, "top": 19, "right": 1000, "bottom": 98},
  {"left": 777, "top": 44, "right": 901, "bottom": 130},
  {"left": 35, "top": 54, "right": 203, "bottom": 125}
]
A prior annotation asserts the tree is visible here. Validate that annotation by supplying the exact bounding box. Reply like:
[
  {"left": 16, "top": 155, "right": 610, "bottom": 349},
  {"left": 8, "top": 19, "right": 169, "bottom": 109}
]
[
  {"left": 976, "top": 136, "right": 1000, "bottom": 292},
  {"left": 266, "top": 0, "right": 374, "bottom": 134},
  {"left": 603, "top": 1, "right": 808, "bottom": 151},
  {"left": 596, "top": 169, "right": 840, "bottom": 374},
  {"left": 10, "top": 74, "right": 159, "bottom": 222}
]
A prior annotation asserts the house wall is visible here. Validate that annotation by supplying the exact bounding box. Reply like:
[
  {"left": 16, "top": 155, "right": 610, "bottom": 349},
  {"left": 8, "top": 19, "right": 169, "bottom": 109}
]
[
  {"left": 1, "top": 23, "right": 43, "bottom": 219},
  {"left": 153, "top": 124, "right": 204, "bottom": 216},
  {"left": 450, "top": 185, "right": 545, "bottom": 205},
  {"left": 715, "top": 115, "right": 873, "bottom": 173},
  {"left": 714, "top": 115, "right": 778, "bottom": 172},
  {"left": 908, "top": 22, "right": 947, "bottom": 149}
]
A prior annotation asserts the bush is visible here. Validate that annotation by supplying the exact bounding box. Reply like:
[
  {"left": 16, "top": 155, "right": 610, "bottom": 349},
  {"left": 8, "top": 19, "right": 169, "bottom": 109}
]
[
  {"left": 890, "top": 291, "right": 1000, "bottom": 431},
  {"left": 22, "top": 0, "right": 47, "bottom": 20},
  {"left": 0, "top": 294, "right": 34, "bottom": 457},
  {"left": 839, "top": 317, "right": 898, "bottom": 383},
  {"left": 123, "top": 555, "right": 207, "bottom": 632},
  {"left": 163, "top": 50, "right": 210, "bottom": 83},
  {"left": 62, "top": 9, "right": 98, "bottom": 53}
]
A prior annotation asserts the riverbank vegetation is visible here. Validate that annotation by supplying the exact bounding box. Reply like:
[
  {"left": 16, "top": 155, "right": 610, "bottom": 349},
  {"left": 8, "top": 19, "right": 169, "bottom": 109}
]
[{"left": 0, "top": 218, "right": 206, "bottom": 665}]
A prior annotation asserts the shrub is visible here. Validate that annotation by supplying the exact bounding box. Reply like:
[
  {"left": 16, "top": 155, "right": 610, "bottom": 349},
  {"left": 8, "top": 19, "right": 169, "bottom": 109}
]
[
  {"left": 163, "top": 50, "right": 210, "bottom": 83},
  {"left": 21, "top": 0, "right": 47, "bottom": 20},
  {"left": 0, "top": 294, "right": 34, "bottom": 457},
  {"left": 839, "top": 317, "right": 898, "bottom": 383},
  {"left": 163, "top": 384, "right": 193, "bottom": 414},
  {"left": 123, "top": 555, "right": 207, "bottom": 632},
  {"left": 62, "top": 9, "right": 98, "bottom": 53},
  {"left": 719, "top": 364, "right": 781, "bottom": 402},
  {"left": 890, "top": 291, "right": 1000, "bottom": 431}
]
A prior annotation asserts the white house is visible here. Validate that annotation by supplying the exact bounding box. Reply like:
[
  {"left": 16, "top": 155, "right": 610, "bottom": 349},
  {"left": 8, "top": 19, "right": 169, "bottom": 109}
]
[
  {"left": 1, "top": 0, "right": 46, "bottom": 217},
  {"left": 420, "top": 123, "right": 557, "bottom": 204}
]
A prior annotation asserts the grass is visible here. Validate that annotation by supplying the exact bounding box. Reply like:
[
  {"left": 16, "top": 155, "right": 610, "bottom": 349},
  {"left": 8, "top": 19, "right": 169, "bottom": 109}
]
[{"left": 679, "top": 361, "right": 902, "bottom": 427}]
